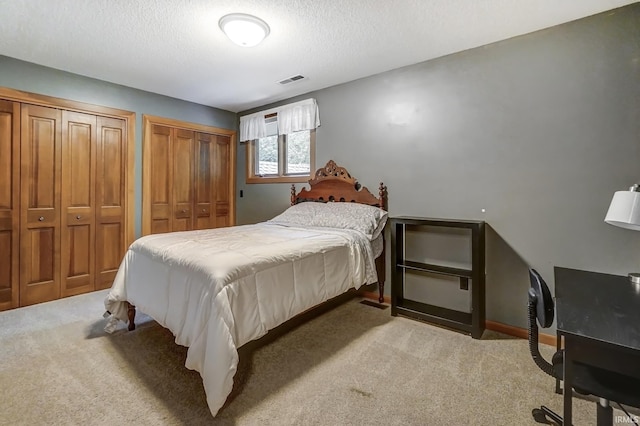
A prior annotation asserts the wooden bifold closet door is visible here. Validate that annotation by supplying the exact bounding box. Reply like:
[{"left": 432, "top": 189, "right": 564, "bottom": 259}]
[
  {"left": 147, "top": 125, "right": 195, "bottom": 233},
  {"left": 61, "top": 110, "right": 96, "bottom": 298},
  {"left": 95, "top": 116, "right": 128, "bottom": 291},
  {"left": 0, "top": 89, "right": 134, "bottom": 311},
  {"left": 20, "top": 104, "right": 62, "bottom": 306},
  {"left": 20, "top": 106, "right": 128, "bottom": 305},
  {"left": 60, "top": 112, "right": 127, "bottom": 296},
  {"left": 143, "top": 115, "right": 236, "bottom": 235},
  {"left": 0, "top": 100, "right": 20, "bottom": 311}
]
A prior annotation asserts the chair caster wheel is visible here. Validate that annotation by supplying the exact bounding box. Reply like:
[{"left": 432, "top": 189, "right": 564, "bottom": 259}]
[
  {"left": 533, "top": 408, "right": 548, "bottom": 423},
  {"left": 532, "top": 407, "right": 563, "bottom": 425}
]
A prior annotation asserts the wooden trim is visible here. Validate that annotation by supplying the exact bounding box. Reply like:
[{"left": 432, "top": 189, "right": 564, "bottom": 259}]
[
  {"left": 142, "top": 114, "right": 236, "bottom": 136},
  {"left": 359, "top": 292, "right": 557, "bottom": 347},
  {"left": 228, "top": 131, "right": 237, "bottom": 226},
  {"left": 0, "top": 86, "right": 136, "bottom": 255},
  {"left": 485, "top": 319, "right": 557, "bottom": 346},
  {"left": 142, "top": 117, "right": 153, "bottom": 235},
  {"left": 246, "top": 174, "right": 312, "bottom": 184},
  {"left": 0, "top": 87, "right": 135, "bottom": 119},
  {"left": 245, "top": 129, "right": 316, "bottom": 184},
  {"left": 359, "top": 290, "right": 391, "bottom": 304},
  {"left": 142, "top": 115, "right": 237, "bottom": 235},
  {"left": 125, "top": 110, "right": 136, "bottom": 247}
]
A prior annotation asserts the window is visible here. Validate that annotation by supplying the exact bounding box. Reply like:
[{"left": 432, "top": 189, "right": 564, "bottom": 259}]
[
  {"left": 240, "top": 98, "right": 320, "bottom": 184},
  {"left": 246, "top": 127, "right": 315, "bottom": 183}
]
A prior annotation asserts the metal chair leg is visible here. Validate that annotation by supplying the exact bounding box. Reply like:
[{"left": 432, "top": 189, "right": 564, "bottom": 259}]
[{"left": 596, "top": 399, "right": 613, "bottom": 426}]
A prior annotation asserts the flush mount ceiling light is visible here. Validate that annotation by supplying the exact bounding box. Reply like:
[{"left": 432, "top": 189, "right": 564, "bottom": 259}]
[{"left": 219, "top": 13, "right": 270, "bottom": 47}]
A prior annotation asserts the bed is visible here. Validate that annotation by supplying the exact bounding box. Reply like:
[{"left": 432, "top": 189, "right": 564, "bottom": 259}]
[{"left": 103, "top": 160, "right": 388, "bottom": 417}]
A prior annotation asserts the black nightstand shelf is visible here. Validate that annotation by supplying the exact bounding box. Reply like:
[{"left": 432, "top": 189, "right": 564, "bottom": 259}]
[{"left": 390, "top": 217, "right": 486, "bottom": 339}]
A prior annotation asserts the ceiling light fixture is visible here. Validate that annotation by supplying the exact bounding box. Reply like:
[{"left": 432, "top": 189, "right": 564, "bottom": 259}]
[{"left": 219, "top": 13, "right": 270, "bottom": 47}]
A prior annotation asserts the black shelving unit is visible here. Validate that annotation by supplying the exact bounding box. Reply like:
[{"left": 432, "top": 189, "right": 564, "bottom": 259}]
[{"left": 390, "top": 217, "right": 486, "bottom": 339}]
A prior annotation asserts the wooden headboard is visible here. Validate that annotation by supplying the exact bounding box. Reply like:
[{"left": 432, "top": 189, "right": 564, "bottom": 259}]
[{"left": 291, "top": 160, "right": 387, "bottom": 210}]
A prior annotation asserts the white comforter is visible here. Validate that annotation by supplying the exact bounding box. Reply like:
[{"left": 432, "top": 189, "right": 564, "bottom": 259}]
[{"left": 104, "top": 223, "right": 377, "bottom": 417}]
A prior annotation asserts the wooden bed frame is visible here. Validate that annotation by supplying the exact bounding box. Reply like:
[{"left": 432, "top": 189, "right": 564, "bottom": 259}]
[{"left": 125, "top": 160, "right": 388, "bottom": 330}]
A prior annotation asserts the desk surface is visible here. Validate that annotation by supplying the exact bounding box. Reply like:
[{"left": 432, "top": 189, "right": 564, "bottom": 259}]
[{"left": 554, "top": 267, "right": 640, "bottom": 352}]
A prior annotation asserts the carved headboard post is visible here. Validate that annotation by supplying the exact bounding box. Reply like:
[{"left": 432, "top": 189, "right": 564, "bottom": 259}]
[
  {"left": 291, "top": 184, "right": 296, "bottom": 206},
  {"left": 378, "top": 182, "right": 388, "bottom": 211},
  {"left": 377, "top": 182, "right": 388, "bottom": 303}
]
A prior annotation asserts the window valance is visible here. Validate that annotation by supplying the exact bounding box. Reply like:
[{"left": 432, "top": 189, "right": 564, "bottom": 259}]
[{"left": 239, "top": 98, "right": 320, "bottom": 142}]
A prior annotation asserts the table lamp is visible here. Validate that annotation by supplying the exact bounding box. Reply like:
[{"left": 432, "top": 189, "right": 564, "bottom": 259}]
[{"left": 604, "top": 183, "right": 640, "bottom": 284}]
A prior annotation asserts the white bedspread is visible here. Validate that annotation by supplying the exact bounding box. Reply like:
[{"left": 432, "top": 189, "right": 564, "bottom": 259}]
[{"left": 104, "top": 223, "right": 377, "bottom": 417}]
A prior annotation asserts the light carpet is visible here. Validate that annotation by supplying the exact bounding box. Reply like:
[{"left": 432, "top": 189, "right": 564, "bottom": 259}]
[{"left": 0, "top": 290, "right": 616, "bottom": 425}]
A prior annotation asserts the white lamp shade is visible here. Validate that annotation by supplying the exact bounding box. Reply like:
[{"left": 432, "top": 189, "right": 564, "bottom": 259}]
[
  {"left": 219, "top": 14, "right": 270, "bottom": 47},
  {"left": 604, "top": 190, "right": 640, "bottom": 231}
]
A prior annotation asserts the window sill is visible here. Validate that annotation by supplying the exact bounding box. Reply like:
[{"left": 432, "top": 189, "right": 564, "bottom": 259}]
[{"left": 246, "top": 175, "right": 310, "bottom": 184}]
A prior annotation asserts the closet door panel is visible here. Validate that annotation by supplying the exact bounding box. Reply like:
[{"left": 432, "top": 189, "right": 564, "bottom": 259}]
[
  {"left": 214, "top": 135, "right": 231, "bottom": 228},
  {"left": 20, "top": 104, "right": 61, "bottom": 306},
  {"left": 172, "top": 129, "right": 194, "bottom": 232},
  {"left": 194, "top": 132, "right": 213, "bottom": 230},
  {"left": 61, "top": 111, "right": 96, "bottom": 297},
  {"left": 95, "top": 116, "right": 126, "bottom": 290},
  {"left": 0, "top": 233, "right": 14, "bottom": 308},
  {"left": 0, "top": 100, "right": 19, "bottom": 310},
  {"left": 149, "top": 124, "right": 172, "bottom": 234}
]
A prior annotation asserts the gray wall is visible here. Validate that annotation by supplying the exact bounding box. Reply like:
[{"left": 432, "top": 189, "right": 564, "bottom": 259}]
[
  {"left": 1, "top": 4, "right": 637, "bottom": 331},
  {"left": 238, "top": 4, "right": 640, "bottom": 330},
  {"left": 0, "top": 55, "right": 237, "bottom": 237}
]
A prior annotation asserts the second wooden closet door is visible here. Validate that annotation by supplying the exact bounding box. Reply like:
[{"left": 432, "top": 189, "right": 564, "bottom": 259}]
[
  {"left": 148, "top": 125, "right": 195, "bottom": 233},
  {"left": 194, "top": 132, "right": 231, "bottom": 230},
  {"left": 147, "top": 123, "right": 233, "bottom": 235}
]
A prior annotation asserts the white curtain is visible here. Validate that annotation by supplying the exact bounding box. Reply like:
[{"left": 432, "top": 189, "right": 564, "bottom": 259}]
[
  {"left": 239, "top": 98, "right": 320, "bottom": 141},
  {"left": 276, "top": 98, "right": 320, "bottom": 135},
  {"left": 239, "top": 114, "right": 267, "bottom": 142}
]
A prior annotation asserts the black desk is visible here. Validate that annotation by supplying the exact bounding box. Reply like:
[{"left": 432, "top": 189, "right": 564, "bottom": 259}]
[{"left": 555, "top": 267, "right": 640, "bottom": 425}]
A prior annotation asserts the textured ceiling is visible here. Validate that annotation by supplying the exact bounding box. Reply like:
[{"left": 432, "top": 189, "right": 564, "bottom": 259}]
[{"left": 0, "top": 0, "right": 636, "bottom": 112}]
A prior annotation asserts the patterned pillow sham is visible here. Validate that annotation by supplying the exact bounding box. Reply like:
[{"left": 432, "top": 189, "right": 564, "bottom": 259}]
[{"left": 268, "top": 202, "right": 388, "bottom": 240}]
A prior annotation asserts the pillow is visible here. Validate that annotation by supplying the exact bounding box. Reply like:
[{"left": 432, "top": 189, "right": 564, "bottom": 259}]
[
  {"left": 268, "top": 202, "right": 324, "bottom": 227},
  {"left": 269, "top": 202, "right": 388, "bottom": 240}
]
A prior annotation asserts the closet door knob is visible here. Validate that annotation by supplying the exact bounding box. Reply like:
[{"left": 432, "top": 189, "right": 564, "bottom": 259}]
[{"left": 38, "top": 216, "right": 44, "bottom": 221}]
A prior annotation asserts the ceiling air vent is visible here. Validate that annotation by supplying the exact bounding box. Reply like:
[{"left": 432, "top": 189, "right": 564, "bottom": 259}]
[{"left": 278, "top": 74, "right": 306, "bottom": 85}]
